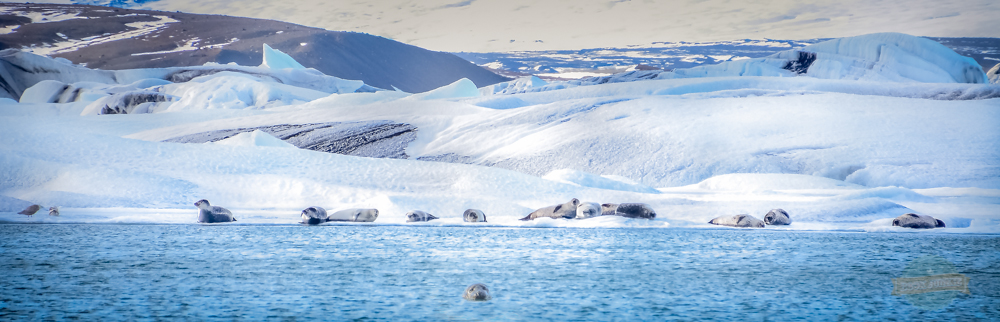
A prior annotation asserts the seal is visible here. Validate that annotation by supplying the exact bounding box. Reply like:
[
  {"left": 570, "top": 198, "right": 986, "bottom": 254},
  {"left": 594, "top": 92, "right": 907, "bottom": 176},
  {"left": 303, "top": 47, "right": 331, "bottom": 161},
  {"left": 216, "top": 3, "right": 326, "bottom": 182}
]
[
  {"left": 708, "top": 214, "right": 764, "bottom": 228},
  {"left": 892, "top": 213, "right": 945, "bottom": 229},
  {"left": 575, "top": 202, "right": 602, "bottom": 219},
  {"left": 463, "top": 209, "right": 487, "bottom": 222},
  {"left": 406, "top": 210, "right": 438, "bottom": 222},
  {"left": 48, "top": 206, "right": 60, "bottom": 216},
  {"left": 763, "top": 209, "right": 791, "bottom": 225},
  {"left": 519, "top": 198, "right": 580, "bottom": 221},
  {"left": 300, "top": 206, "right": 328, "bottom": 225},
  {"left": 194, "top": 199, "right": 237, "bottom": 223},
  {"left": 17, "top": 204, "right": 40, "bottom": 216},
  {"left": 327, "top": 208, "right": 379, "bottom": 222},
  {"left": 462, "top": 283, "right": 492, "bottom": 301},
  {"left": 600, "top": 203, "right": 656, "bottom": 219}
]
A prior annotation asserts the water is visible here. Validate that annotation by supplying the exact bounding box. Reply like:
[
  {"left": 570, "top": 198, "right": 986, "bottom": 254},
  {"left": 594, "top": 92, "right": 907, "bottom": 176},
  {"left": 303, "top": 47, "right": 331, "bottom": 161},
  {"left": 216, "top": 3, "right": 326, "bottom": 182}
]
[{"left": 1, "top": 224, "right": 998, "bottom": 320}]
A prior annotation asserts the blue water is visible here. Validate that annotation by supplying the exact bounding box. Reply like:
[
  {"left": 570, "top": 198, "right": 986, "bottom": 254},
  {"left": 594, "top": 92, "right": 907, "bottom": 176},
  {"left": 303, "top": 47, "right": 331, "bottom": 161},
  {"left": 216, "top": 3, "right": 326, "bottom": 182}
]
[{"left": 1, "top": 224, "right": 998, "bottom": 320}]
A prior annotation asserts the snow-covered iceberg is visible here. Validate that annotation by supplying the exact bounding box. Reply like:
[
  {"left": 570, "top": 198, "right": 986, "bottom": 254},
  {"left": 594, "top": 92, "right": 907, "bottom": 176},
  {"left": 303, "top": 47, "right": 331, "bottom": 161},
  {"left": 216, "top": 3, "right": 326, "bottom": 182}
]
[
  {"left": 1, "top": 33, "right": 997, "bottom": 232},
  {"left": 497, "top": 33, "right": 990, "bottom": 94},
  {"left": 0, "top": 49, "right": 375, "bottom": 109}
]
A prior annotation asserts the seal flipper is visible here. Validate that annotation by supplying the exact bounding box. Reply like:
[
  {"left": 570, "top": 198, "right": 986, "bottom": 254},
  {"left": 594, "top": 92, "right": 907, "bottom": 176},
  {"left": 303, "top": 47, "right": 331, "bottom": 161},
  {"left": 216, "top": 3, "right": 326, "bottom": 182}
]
[
  {"left": 936, "top": 219, "right": 946, "bottom": 228},
  {"left": 519, "top": 214, "right": 532, "bottom": 221}
]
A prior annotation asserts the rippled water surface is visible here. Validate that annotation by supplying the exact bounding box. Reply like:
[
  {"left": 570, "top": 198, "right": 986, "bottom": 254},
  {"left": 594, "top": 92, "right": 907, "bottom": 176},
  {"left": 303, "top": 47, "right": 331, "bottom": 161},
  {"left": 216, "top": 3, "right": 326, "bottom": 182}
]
[{"left": 1, "top": 224, "right": 998, "bottom": 320}]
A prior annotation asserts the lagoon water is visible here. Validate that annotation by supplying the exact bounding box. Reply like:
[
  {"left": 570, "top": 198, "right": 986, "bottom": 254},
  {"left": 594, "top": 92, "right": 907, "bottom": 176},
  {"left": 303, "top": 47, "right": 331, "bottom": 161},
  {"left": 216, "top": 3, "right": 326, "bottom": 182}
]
[{"left": 1, "top": 224, "right": 998, "bottom": 320}]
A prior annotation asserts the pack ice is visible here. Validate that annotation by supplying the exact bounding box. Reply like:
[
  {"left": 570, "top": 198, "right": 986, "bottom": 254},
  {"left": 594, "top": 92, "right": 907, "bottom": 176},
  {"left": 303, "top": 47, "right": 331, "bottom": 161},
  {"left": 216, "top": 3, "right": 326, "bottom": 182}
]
[{"left": 1, "top": 34, "right": 997, "bottom": 233}]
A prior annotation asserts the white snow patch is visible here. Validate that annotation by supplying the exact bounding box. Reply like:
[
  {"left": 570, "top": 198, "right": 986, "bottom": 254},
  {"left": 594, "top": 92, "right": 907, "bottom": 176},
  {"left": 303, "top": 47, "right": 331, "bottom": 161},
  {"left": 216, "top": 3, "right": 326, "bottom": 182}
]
[{"left": 213, "top": 130, "right": 298, "bottom": 148}]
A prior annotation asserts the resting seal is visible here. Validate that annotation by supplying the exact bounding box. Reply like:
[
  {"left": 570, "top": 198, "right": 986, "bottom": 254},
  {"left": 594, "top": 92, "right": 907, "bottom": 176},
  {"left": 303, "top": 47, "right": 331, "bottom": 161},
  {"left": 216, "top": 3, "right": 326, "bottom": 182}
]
[
  {"left": 520, "top": 198, "right": 580, "bottom": 221},
  {"left": 763, "top": 209, "right": 791, "bottom": 225},
  {"left": 576, "top": 202, "right": 602, "bottom": 219},
  {"left": 892, "top": 213, "right": 945, "bottom": 229},
  {"left": 463, "top": 209, "right": 487, "bottom": 222},
  {"left": 194, "top": 199, "right": 237, "bottom": 223},
  {"left": 300, "top": 206, "right": 328, "bottom": 225},
  {"left": 17, "top": 204, "right": 40, "bottom": 216},
  {"left": 328, "top": 208, "right": 379, "bottom": 222},
  {"left": 48, "top": 207, "right": 60, "bottom": 216},
  {"left": 462, "top": 283, "right": 492, "bottom": 301},
  {"left": 600, "top": 203, "right": 656, "bottom": 219},
  {"left": 576, "top": 202, "right": 603, "bottom": 219},
  {"left": 406, "top": 210, "right": 438, "bottom": 222},
  {"left": 708, "top": 214, "right": 764, "bottom": 228}
]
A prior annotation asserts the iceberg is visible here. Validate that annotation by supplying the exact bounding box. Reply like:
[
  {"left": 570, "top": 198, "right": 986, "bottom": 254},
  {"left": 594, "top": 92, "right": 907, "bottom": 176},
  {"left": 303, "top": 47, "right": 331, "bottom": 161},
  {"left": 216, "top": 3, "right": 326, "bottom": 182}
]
[{"left": 260, "top": 43, "right": 307, "bottom": 70}]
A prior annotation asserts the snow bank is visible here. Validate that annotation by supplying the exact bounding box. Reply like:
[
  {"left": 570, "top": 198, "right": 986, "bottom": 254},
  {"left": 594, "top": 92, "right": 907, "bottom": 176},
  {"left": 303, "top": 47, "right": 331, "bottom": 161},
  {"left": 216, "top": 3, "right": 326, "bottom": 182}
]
[
  {"left": 213, "top": 130, "right": 297, "bottom": 148},
  {"left": 407, "top": 78, "right": 480, "bottom": 100},
  {"left": 543, "top": 169, "right": 659, "bottom": 194}
]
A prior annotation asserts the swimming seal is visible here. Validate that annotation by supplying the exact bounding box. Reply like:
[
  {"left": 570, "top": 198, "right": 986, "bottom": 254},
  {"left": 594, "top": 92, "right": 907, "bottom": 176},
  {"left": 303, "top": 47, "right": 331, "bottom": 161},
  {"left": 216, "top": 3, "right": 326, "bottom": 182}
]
[
  {"left": 327, "top": 208, "right": 379, "bottom": 222},
  {"left": 520, "top": 198, "right": 580, "bottom": 221},
  {"left": 708, "top": 214, "right": 764, "bottom": 228},
  {"left": 600, "top": 203, "right": 656, "bottom": 219},
  {"left": 462, "top": 283, "right": 492, "bottom": 301},
  {"left": 463, "top": 209, "right": 486, "bottom": 222},
  {"left": 575, "top": 202, "right": 602, "bottom": 219},
  {"left": 892, "top": 213, "right": 945, "bottom": 229},
  {"left": 406, "top": 210, "right": 438, "bottom": 222},
  {"left": 763, "top": 209, "right": 790, "bottom": 225},
  {"left": 17, "top": 204, "right": 40, "bottom": 216},
  {"left": 194, "top": 199, "right": 237, "bottom": 223},
  {"left": 300, "top": 206, "right": 328, "bottom": 225}
]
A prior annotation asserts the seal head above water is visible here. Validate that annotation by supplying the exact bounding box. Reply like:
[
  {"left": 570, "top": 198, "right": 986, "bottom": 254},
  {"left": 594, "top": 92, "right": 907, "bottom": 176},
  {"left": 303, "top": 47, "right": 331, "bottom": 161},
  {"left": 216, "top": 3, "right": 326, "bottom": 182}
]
[
  {"left": 462, "top": 283, "right": 492, "bottom": 301},
  {"left": 194, "top": 199, "right": 237, "bottom": 223}
]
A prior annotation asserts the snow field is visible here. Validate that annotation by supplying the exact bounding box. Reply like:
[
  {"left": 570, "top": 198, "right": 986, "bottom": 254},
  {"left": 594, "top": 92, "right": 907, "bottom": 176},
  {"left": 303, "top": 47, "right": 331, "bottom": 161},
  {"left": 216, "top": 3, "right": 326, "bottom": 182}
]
[{"left": 1, "top": 34, "right": 998, "bottom": 232}]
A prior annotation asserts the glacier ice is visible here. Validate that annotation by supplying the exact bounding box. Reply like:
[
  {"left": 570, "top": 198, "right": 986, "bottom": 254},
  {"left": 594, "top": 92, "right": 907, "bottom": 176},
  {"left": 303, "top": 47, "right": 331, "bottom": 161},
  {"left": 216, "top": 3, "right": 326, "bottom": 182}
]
[
  {"left": 1, "top": 33, "right": 998, "bottom": 232},
  {"left": 498, "top": 33, "right": 991, "bottom": 95},
  {"left": 260, "top": 43, "right": 307, "bottom": 70}
]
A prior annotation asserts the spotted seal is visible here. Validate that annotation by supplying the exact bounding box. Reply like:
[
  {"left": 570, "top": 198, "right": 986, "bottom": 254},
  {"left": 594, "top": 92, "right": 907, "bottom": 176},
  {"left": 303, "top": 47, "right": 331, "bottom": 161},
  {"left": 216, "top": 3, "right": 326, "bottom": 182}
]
[
  {"left": 327, "top": 208, "right": 379, "bottom": 222},
  {"left": 194, "top": 199, "right": 237, "bottom": 223},
  {"left": 463, "top": 209, "right": 487, "bottom": 222},
  {"left": 300, "top": 206, "right": 328, "bottom": 225},
  {"left": 575, "top": 202, "right": 602, "bottom": 219},
  {"left": 519, "top": 198, "right": 580, "bottom": 221},
  {"left": 600, "top": 203, "right": 656, "bottom": 219},
  {"left": 763, "top": 209, "right": 791, "bottom": 225},
  {"left": 892, "top": 213, "right": 945, "bottom": 229},
  {"left": 462, "top": 283, "right": 492, "bottom": 301},
  {"left": 708, "top": 214, "right": 764, "bottom": 228},
  {"left": 406, "top": 210, "right": 438, "bottom": 222}
]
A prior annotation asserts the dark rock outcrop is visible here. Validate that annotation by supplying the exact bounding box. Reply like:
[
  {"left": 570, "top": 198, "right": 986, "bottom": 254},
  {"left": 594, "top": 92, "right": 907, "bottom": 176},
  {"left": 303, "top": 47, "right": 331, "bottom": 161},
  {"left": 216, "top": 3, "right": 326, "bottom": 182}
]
[{"left": 163, "top": 121, "right": 417, "bottom": 159}]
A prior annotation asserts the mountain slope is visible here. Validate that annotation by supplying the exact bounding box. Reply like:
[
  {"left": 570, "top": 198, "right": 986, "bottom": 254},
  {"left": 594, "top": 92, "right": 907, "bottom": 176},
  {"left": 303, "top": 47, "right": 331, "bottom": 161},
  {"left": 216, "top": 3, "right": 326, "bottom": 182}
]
[{"left": 0, "top": 3, "right": 510, "bottom": 92}]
